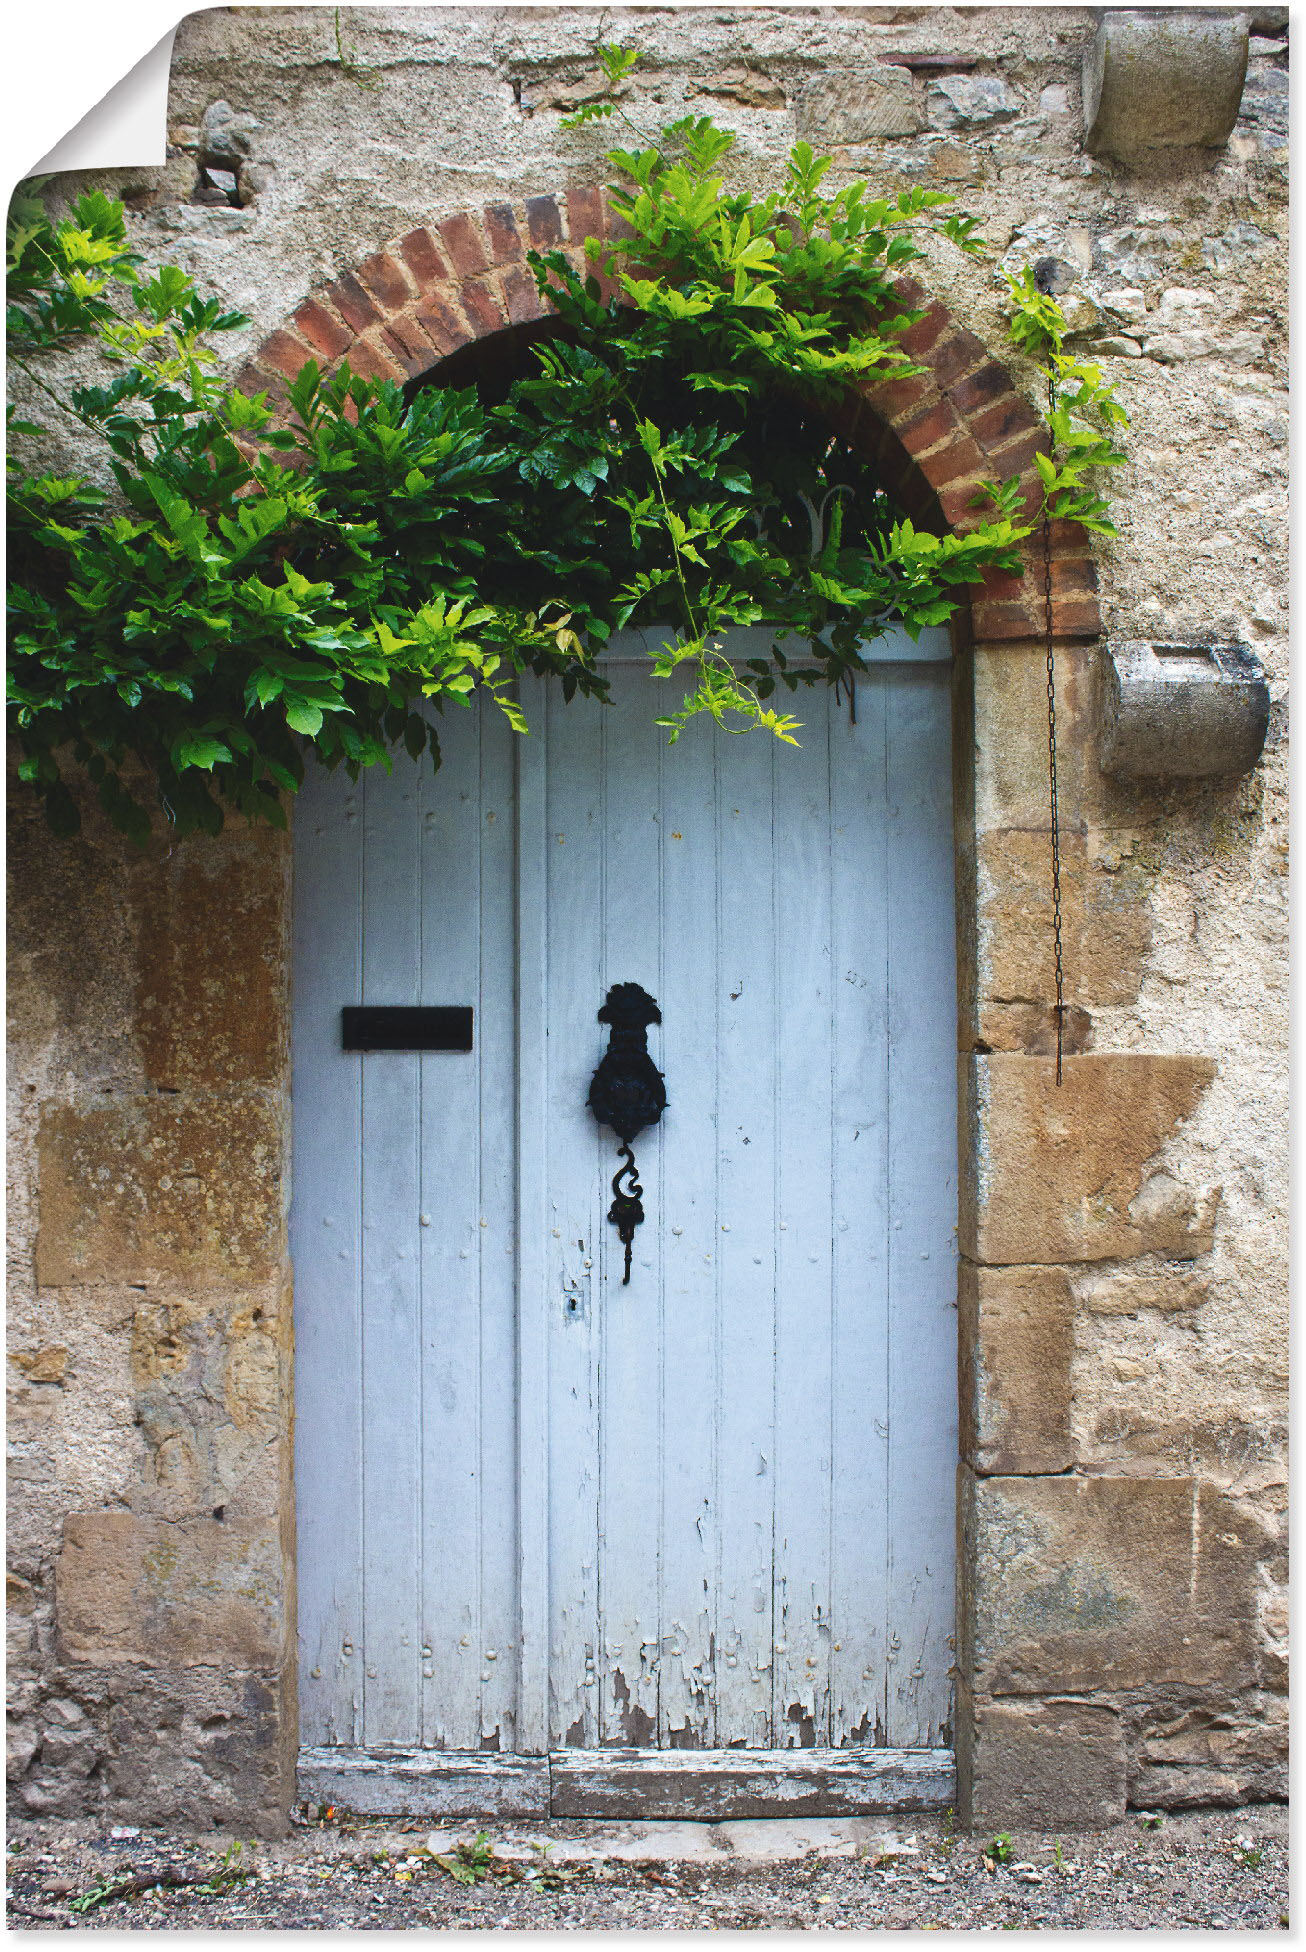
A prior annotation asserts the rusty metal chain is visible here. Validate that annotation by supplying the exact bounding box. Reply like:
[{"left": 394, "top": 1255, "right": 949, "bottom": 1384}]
[{"left": 1044, "top": 371, "right": 1065, "bottom": 1085}]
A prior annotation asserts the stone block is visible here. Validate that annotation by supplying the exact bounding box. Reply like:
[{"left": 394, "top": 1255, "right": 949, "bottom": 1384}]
[
  {"left": 701, "top": 65, "right": 786, "bottom": 110},
  {"left": 56, "top": 1509, "right": 284, "bottom": 1668},
  {"left": 10, "top": 1661, "right": 294, "bottom": 1833},
  {"left": 975, "top": 828, "right": 1151, "bottom": 1017},
  {"left": 6, "top": 784, "right": 138, "bottom": 1084},
  {"left": 1127, "top": 1694, "right": 1288, "bottom": 1808},
  {"left": 959, "top": 1054, "right": 1218, "bottom": 1266},
  {"left": 7, "top": 1571, "right": 37, "bottom": 1667},
  {"left": 968, "top": 644, "right": 1104, "bottom": 836},
  {"left": 961, "top": 1474, "right": 1260, "bottom": 1696},
  {"left": 1257, "top": 1579, "right": 1288, "bottom": 1693},
  {"left": 960, "top": 1694, "right": 1126, "bottom": 1830},
  {"left": 36, "top": 1094, "right": 285, "bottom": 1289},
  {"left": 127, "top": 1284, "right": 287, "bottom": 1519},
  {"left": 1074, "top": 1265, "right": 1207, "bottom": 1314},
  {"left": 959, "top": 1263, "right": 1073, "bottom": 1475},
  {"left": 1239, "top": 66, "right": 1289, "bottom": 143},
  {"left": 928, "top": 74, "right": 1021, "bottom": 129},
  {"left": 1083, "top": 11, "right": 1249, "bottom": 156},
  {"left": 198, "top": 100, "right": 262, "bottom": 167},
  {"left": 136, "top": 804, "right": 286, "bottom": 1093},
  {"left": 9, "top": 1343, "right": 69, "bottom": 1383},
  {"left": 797, "top": 69, "right": 919, "bottom": 143}
]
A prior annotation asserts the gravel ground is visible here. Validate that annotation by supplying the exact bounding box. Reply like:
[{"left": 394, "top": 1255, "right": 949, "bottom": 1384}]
[{"left": 6, "top": 1803, "right": 1288, "bottom": 1932}]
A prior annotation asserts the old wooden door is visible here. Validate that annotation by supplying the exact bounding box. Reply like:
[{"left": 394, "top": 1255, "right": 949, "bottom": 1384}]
[{"left": 292, "top": 626, "right": 958, "bottom": 1818}]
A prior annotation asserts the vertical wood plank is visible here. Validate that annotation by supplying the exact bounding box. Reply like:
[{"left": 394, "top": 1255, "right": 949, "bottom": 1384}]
[
  {"left": 359, "top": 760, "right": 423, "bottom": 1745},
  {"left": 712, "top": 720, "right": 780, "bottom": 1747},
  {"left": 829, "top": 673, "right": 892, "bottom": 1745},
  {"left": 885, "top": 664, "right": 958, "bottom": 1747},
  {"left": 593, "top": 656, "right": 667, "bottom": 1746},
  {"left": 291, "top": 759, "right": 365, "bottom": 1746},
  {"left": 653, "top": 666, "right": 722, "bottom": 1749},
  {"left": 476, "top": 700, "right": 525, "bottom": 1752},
  {"left": 538, "top": 678, "right": 605, "bottom": 1748},
  {"left": 515, "top": 676, "right": 553, "bottom": 1754},
  {"left": 771, "top": 699, "right": 836, "bottom": 1748},
  {"left": 415, "top": 709, "right": 486, "bottom": 1749}
]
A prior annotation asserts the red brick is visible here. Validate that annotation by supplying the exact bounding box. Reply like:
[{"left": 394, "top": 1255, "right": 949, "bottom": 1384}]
[
  {"left": 899, "top": 397, "right": 965, "bottom": 458},
  {"left": 988, "top": 426, "right": 1052, "bottom": 480},
  {"left": 294, "top": 298, "right": 354, "bottom": 361},
  {"left": 343, "top": 336, "right": 406, "bottom": 384},
  {"left": 892, "top": 274, "right": 929, "bottom": 309},
  {"left": 969, "top": 393, "right": 1041, "bottom": 450},
  {"left": 503, "top": 265, "right": 547, "bottom": 325},
  {"left": 978, "top": 564, "right": 1031, "bottom": 603},
  {"left": 416, "top": 290, "right": 474, "bottom": 356},
  {"left": 437, "top": 212, "right": 489, "bottom": 278},
  {"left": 947, "top": 361, "right": 1013, "bottom": 415},
  {"left": 972, "top": 598, "right": 1043, "bottom": 640},
  {"left": 398, "top": 226, "right": 449, "bottom": 288},
  {"left": 566, "top": 182, "right": 607, "bottom": 246},
  {"left": 381, "top": 310, "right": 433, "bottom": 358},
  {"left": 1051, "top": 594, "right": 1102, "bottom": 637},
  {"left": 939, "top": 477, "right": 994, "bottom": 527},
  {"left": 258, "top": 328, "right": 315, "bottom": 383},
  {"left": 459, "top": 277, "right": 507, "bottom": 336},
  {"left": 379, "top": 327, "right": 423, "bottom": 376},
  {"left": 918, "top": 432, "right": 987, "bottom": 490},
  {"left": 483, "top": 202, "right": 523, "bottom": 264},
  {"left": 930, "top": 327, "right": 989, "bottom": 390},
  {"left": 1051, "top": 557, "right": 1099, "bottom": 596},
  {"left": 862, "top": 370, "right": 933, "bottom": 422},
  {"left": 381, "top": 316, "right": 440, "bottom": 375},
  {"left": 325, "top": 273, "right": 382, "bottom": 334},
  {"left": 898, "top": 303, "right": 949, "bottom": 359},
  {"left": 233, "top": 360, "right": 269, "bottom": 399},
  {"left": 1049, "top": 518, "right": 1093, "bottom": 557},
  {"left": 356, "top": 250, "right": 413, "bottom": 313},
  {"left": 526, "top": 193, "right": 564, "bottom": 248},
  {"left": 985, "top": 479, "right": 1044, "bottom": 527},
  {"left": 552, "top": 242, "right": 591, "bottom": 282}
]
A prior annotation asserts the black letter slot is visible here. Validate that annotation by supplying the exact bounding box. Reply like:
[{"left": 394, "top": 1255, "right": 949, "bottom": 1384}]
[{"left": 341, "top": 1006, "right": 474, "bottom": 1052}]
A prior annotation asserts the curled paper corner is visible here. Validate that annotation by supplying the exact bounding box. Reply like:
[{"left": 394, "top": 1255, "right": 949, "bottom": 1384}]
[{"left": 33, "top": 28, "right": 177, "bottom": 177}]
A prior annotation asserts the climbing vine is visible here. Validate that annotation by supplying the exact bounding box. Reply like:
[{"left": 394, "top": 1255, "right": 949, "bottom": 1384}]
[{"left": 7, "top": 49, "right": 1124, "bottom": 843}]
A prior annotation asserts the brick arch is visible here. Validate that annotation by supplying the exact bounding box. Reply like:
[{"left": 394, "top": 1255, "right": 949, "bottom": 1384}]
[{"left": 239, "top": 185, "right": 1099, "bottom": 642}]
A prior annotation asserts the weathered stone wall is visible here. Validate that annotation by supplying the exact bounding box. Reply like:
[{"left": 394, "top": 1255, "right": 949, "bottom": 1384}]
[
  {"left": 7, "top": 781, "right": 296, "bottom": 1830},
  {"left": 8, "top": 6, "right": 1287, "bottom": 1831}
]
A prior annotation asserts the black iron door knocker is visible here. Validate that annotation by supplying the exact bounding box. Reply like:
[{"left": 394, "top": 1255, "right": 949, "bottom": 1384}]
[{"left": 586, "top": 983, "right": 667, "bottom": 1283}]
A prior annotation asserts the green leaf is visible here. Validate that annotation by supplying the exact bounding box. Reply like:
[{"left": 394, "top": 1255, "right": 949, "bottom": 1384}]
[{"left": 174, "top": 735, "right": 232, "bottom": 772}]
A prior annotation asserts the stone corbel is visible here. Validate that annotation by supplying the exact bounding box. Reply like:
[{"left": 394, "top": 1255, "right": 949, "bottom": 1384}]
[
  {"left": 1083, "top": 11, "right": 1250, "bottom": 157},
  {"left": 1099, "top": 640, "right": 1270, "bottom": 780}
]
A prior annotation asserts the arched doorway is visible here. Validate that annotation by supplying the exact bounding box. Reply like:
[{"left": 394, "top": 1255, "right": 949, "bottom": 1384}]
[{"left": 246, "top": 194, "right": 1101, "bottom": 1811}]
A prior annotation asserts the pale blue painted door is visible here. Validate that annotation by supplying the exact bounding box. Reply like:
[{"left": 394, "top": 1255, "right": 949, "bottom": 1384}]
[{"left": 291, "top": 627, "right": 959, "bottom": 1812}]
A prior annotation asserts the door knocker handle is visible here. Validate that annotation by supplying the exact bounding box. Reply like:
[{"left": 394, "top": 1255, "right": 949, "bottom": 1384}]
[{"left": 586, "top": 983, "right": 667, "bottom": 1284}]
